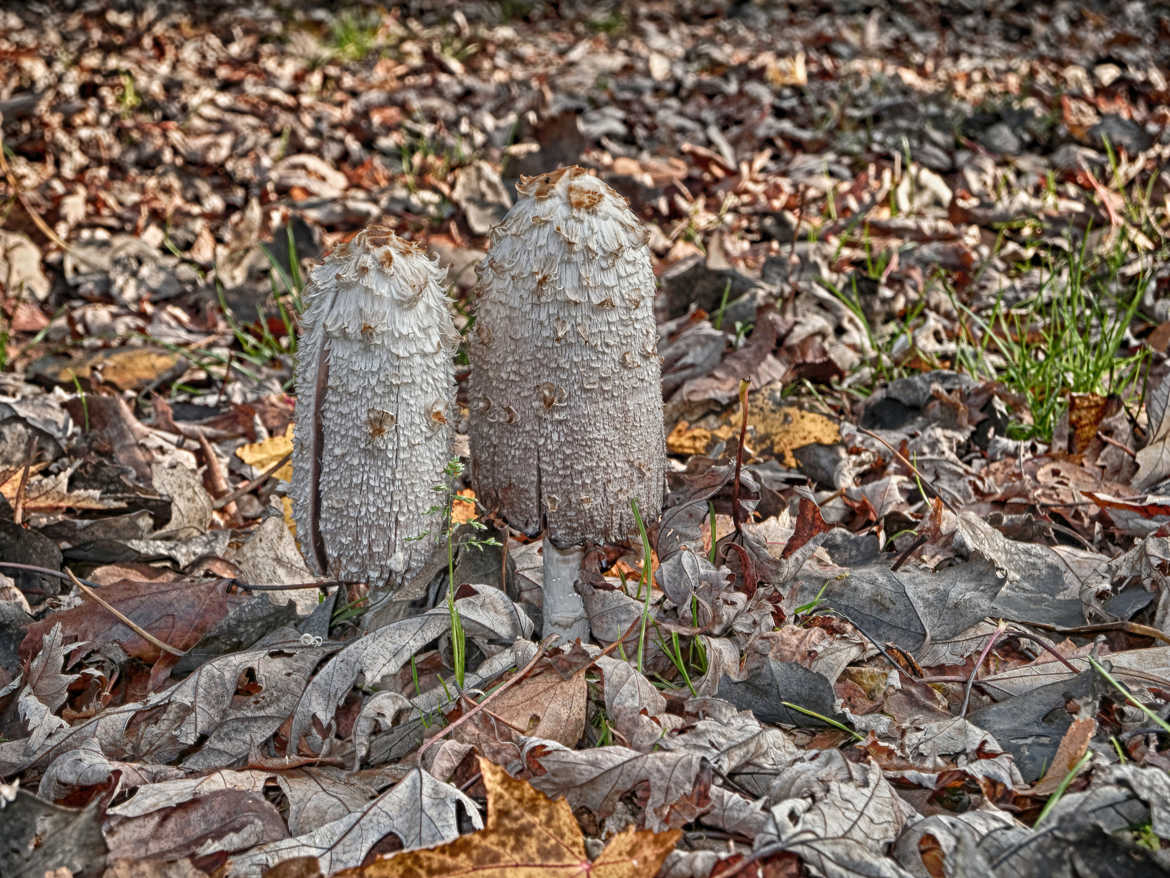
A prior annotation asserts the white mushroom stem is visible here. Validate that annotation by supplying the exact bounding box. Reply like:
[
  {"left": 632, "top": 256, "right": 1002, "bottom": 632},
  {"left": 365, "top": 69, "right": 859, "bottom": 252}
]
[{"left": 541, "top": 540, "right": 589, "bottom": 643}]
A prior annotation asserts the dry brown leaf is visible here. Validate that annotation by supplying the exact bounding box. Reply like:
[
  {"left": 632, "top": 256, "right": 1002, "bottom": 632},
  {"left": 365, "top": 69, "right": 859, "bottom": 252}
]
[
  {"left": 51, "top": 347, "right": 184, "bottom": 391},
  {"left": 473, "top": 666, "right": 587, "bottom": 747},
  {"left": 451, "top": 489, "right": 479, "bottom": 525},
  {"left": 337, "top": 757, "right": 680, "bottom": 878},
  {"left": 1067, "top": 392, "right": 1107, "bottom": 455},
  {"left": 20, "top": 577, "right": 238, "bottom": 691},
  {"left": 765, "top": 52, "right": 807, "bottom": 87},
  {"left": 1029, "top": 716, "right": 1096, "bottom": 796}
]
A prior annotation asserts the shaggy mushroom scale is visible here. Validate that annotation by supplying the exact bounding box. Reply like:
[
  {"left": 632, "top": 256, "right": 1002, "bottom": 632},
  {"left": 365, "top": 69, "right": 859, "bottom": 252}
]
[{"left": 292, "top": 226, "right": 455, "bottom": 590}]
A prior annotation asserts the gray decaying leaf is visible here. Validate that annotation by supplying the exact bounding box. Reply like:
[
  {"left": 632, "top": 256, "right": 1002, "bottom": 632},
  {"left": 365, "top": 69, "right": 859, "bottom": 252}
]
[
  {"left": 451, "top": 160, "right": 512, "bottom": 235},
  {"left": 790, "top": 512, "right": 1101, "bottom": 658},
  {"left": 717, "top": 657, "right": 846, "bottom": 729},
  {"left": 226, "top": 512, "right": 318, "bottom": 615},
  {"left": 593, "top": 654, "right": 682, "bottom": 751},
  {"left": 38, "top": 739, "right": 180, "bottom": 801},
  {"left": 292, "top": 225, "right": 456, "bottom": 590},
  {"left": 468, "top": 165, "right": 665, "bottom": 547},
  {"left": 663, "top": 700, "right": 800, "bottom": 798},
  {"left": 225, "top": 766, "right": 482, "bottom": 877},
  {"left": 1135, "top": 368, "right": 1170, "bottom": 490},
  {"left": 759, "top": 751, "right": 918, "bottom": 878},
  {"left": 0, "top": 789, "right": 108, "bottom": 878},
  {"left": 289, "top": 586, "right": 532, "bottom": 753},
  {"left": 0, "top": 230, "right": 52, "bottom": 302},
  {"left": 520, "top": 736, "right": 713, "bottom": 832},
  {"left": 105, "top": 788, "right": 288, "bottom": 865},
  {"left": 107, "top": 765, "right": 398, "bottom": 837},
  {"left": 0, "top": 626, "right": 328, "bottom": 778},
  {"left": 967, "top": 669, "right": 1097, "bottom": 783},
  {"left": 893, "top": 809, "right": 1027, "bottom": 877},
  {"left": 13, "top": 623, "right": 76, "bottom": 753},
  {"left": 895, "top": 765, "right": 1170, "bottom": 877}
]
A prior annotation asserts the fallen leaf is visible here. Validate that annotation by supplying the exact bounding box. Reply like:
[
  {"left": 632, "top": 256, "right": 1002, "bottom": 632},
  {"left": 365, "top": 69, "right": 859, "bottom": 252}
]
[
  {"left": 451, "top": 489, "right": 479, "bottom": 526},
  {"left": 1136, "top": 370, "right": 1170, "bottom": 490},
  {"left": 1067, "top": 392, "right": 1106, "bottom": 454},
  {"left": 749, "top": 398, "right": 840, "bottom": 468},
  {"left": 51, "top": 347, "right": 184, "bottom": 391},
  {"left": 473, "top": 665, "right": 587, "bottom": 747},
  {"left": 765, "top": 52, "right": 807, "bottom": 87},
  {"left": 666, "top": 420, "right": 734, "bottom": 456},
  {"left": 337, "top": 757, "right": 680, "bottom": 877},
  {"left": 1028, "top": 716, "right": 1096, "bottom": 796},
  {"left": 20, "top": 577, "right": 237, "bottom": 691},
  {"left": 235, "top": 425, "right": 293, "bottom": 482},
  {"left": 524, "top": 742, "right": 712, "bottom": 831},
  {"left": 231, "top": 766, "right": 478, "bottom": 876},
  {"left": 780, "top": 495, "right": 832, "bottom": 559}
]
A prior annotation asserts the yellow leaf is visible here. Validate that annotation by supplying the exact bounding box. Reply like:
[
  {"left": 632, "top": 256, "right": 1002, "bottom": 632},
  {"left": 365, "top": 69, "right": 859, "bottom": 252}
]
[
  {"left": 236, "top": 425, "right": 293, "bottom": 482},
  {"left": 282, "top": 496, "right": 295, "bottom": 540},
  {"left": 749, "top": 400, "right": 839, "bottom": 468},
  {"left": 53, "top": 347, "right": 183, "bottom": 391}
]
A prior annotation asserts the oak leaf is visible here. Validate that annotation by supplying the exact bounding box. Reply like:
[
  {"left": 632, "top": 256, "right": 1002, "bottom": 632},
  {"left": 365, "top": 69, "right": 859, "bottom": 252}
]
[{"left": 336, "top": 756, "right": 680, "bottom": 877}]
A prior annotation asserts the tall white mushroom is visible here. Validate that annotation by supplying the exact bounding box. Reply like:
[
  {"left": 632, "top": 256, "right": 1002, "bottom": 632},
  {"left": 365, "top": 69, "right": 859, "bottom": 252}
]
[
  {"left": 469, "top": 166, "right": 665, "bottom": 640},
  {"left": 291, "top": 225, "right": 455, "bottom": 590}
]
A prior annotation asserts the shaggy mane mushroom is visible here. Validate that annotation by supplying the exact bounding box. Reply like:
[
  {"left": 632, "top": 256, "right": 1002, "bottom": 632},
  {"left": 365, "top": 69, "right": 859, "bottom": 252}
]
[
  {"left": 469, "top": 166, "right": 665, "bottom": 639},
  {"left": 291, "top": 225, "right": 456, "bottom": 591}
]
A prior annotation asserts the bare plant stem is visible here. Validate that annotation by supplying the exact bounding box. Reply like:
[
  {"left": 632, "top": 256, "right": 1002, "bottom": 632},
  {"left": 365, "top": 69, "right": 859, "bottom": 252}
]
[{"left": 731, "top": 379, "right": 750, "bottom": 539}]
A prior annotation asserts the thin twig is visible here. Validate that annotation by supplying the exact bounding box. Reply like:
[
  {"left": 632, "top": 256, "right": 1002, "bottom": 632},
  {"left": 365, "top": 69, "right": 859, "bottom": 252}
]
[
  {"left": 213, "top": 451, "right": 291, "bottom": 509},
  {"left": 0, "top": 561, "right": 336, "bottom": 594},
  {"left": 197, "top": 431, "right": 237, "bottom": 520},
  {"left": 960, "top": 618, "right": 1007, "bottom": 717},
  {"left": 889, "top": 533, "right": 926, "bottom": 571},
  {"left": 65, "top": 569, "right": 186, "bottom": 657},
  {"left": 1095, "top": 430, "right": 1136, "bottom": 459},
  {"left": 231, "top": 578, "right": 338, "bottom": 592},
  {"left": 12, "top": 434, "right": 35, "bottom": 526},
  {"left": 731, "top": 378, "right": 750, "bottom": 539},
  {"left": 1024, "top": 617, "right": 1170, "bottom": 647},
  {"left": 0, "top": 561, "right": 102, "bottom": 588},
  {"left": 857, "top": 425, "right": 960, "bottom": 513}
]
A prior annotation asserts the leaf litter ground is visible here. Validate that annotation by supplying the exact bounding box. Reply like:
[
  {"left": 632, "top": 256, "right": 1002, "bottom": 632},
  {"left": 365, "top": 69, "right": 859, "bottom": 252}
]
[{"left": 2, "top": 2, "right": 1170, "bottom": 877}]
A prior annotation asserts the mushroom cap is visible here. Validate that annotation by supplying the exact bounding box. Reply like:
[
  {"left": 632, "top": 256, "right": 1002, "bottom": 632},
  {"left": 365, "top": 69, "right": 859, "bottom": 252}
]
[
  {"left": 469, "top": 166, "right": 665, "bottom": 546},
  {"left": 292, "top": 225, "right": 455, "bottom": 588},
  {"left": 302, "top": 226, "right": 458, "bottom": 352}
]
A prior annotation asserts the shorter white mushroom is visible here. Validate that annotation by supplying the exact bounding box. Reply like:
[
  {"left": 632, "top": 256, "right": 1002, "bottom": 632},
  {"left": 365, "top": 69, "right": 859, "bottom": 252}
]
[{"left": 291, "top": 225, "right": 456, "bottom": 591}]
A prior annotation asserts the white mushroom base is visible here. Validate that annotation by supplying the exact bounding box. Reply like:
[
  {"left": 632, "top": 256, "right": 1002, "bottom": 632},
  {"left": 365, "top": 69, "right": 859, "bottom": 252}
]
[{"left": 541, "top": 541, "right": 590, "bottom": 643}]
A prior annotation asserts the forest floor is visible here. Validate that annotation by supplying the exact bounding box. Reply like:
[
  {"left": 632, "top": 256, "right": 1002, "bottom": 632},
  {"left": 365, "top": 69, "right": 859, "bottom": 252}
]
[{"left": 2, "top": 2, "right": 1170, "bottom": 876}]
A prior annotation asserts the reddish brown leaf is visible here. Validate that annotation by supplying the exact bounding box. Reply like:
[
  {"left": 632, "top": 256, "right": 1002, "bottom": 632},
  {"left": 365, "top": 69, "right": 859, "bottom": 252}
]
[{"left": 20, "top": 577, "right": 237, "bottom": 691}]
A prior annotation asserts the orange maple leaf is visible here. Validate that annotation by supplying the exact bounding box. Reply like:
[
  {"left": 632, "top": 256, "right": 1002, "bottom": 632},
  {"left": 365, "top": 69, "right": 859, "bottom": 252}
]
[{"left": 335, "top": 756, "right": 680, "bottom": 877}]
